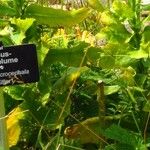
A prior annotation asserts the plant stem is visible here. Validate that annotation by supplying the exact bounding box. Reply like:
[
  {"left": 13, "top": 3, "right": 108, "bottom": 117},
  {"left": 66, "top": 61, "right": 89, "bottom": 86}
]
[
  {"left": 144, "top": 112, "right": 150, "bottom": 143},
  {"left": 131, "top": 111, "right": 141, "bottom": 134},
  {"left": 97, "top": 80, "right": 106, "bottom": 118},
  {"left": 0, "top": 88, "right": 9, "bottom": 150},
  {"left": 97, "top": 80, "right": 106, "bottom": 148}
]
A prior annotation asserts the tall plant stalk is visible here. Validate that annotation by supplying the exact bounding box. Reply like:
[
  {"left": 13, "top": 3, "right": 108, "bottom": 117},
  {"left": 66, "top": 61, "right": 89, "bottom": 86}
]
[
  {"left": 0, "top": 88, "right": 9, "bottom": 150},
  {"left": 97, "top": 80, "right": 106, "bottom": 148}
]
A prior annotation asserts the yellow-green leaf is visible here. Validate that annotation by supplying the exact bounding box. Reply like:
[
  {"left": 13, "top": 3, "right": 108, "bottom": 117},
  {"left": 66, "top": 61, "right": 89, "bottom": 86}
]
[
  {"left": 10, "top": 18, "right": 35, "bottom": 33},
  {"left": 10, "top": 18, "right": 35, "bottom": 44},
  {"left": 99, "top": 55, "right": 115, "bottom": 69},
  {"left": 7, "top": 107, "right": 24, "bottom": 147},
  {"left": 112, "top": 0, "right": 134, "bottom": 19},
  {"left": 143, "top": 101, "right": 150, "bottom": 112},
  {"left": 128, "top": 50, "right": 149, "bottom": 59},
  {"left": 53, "top": 66, "right": 89, "bottom": 91},
  {"left": 99, "top": 11, "right": 116, "bottom": 25},
  {"left": 104, "top": 85, "right": 120, "bottom": 95},
  {"left": 25, "top": 4, "right": 90, "bottom": 27},
  {"left": 88, "top": 0, "right": 104, "bottom": 12}
]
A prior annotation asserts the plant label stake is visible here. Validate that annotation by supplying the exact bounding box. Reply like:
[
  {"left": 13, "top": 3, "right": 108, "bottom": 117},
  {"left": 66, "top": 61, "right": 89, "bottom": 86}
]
[{"left": 0, "top": 42, "right": 39, "bottom": 150}]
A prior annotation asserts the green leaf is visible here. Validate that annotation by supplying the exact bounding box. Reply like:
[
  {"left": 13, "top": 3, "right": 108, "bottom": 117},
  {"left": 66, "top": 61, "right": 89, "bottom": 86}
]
[
  {"left": 104, "top": 85, "right": 120, "bottom": 95},
  {"left": 115, "top": 143, "right": 135, "bottom": 150},
  {"left": 0, "top": 2, "right": 16, "bottom": 16},
  {"left": 10, "top": 31, "right": 25, "bottom": 45},
  {"left": 142, "top": 4, "right": 150, "bottom": 10},
  {"left": 128, "top": 50, "right": 149, "bottom": 59},
  {"left": 0, "top": 26, "right": 11, "bottom": 36},
  {"left": 142, "top": 26, "right": 150, "bottom": 43},
  {"left": 10, "top": 18, "right": 35, "bottom": 33},
  {"left": 0, "top": 19, "right": 9, "bottom": 27},
  {"left": 43, "top": 42, "right": 89, "bottom": 67},
  {"left": 99, "top": 55, "right": 115, "bottom": 69},
  {"left": 7, "top": 107, "right": 24, "bottom": 147},
  {"left": 115, "top": 55, "right": 135, "bottom": 67},
  {"left": 10, "top": 18, "right": 35, "bottom": 44},
  {"left": 135, "top": 74, "right": 147, "bottom": 87},
  {"left": 42, "top": 42, "right": 102, "bottom": 68},
  {"left": 4, "top": 86, "right": 25, "bottom": 101},
  {"left": 99, "top": 11, "right": 116, "bottom": 25},
  {"left": 25, "top": 4, "right": 90, "bottom": 27},
  {"left": 129, "top": 86, "right": 145, "bottom": 92},
  {"left": 143, "top": 101, "right": 150, "bottom": 112},
  {"left": 52, "top": 66, "right": 89, "bottom": 91},
  {"left": 87, "top": 0, "right": 104, "bottom": 12},
  {"left": 112, "top": 0, "right": 134, "bottom": 19},
  {"left": 104, "top": 124, "right": 137, "bottom": 146}
]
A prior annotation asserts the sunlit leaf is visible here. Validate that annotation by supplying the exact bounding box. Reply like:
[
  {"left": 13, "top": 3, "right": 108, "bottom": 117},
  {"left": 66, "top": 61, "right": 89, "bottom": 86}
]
[
  {"left": 11, "top": 18, "right": 34, "bottom": 44},
  {"left": 87, "top": 0, "right": 104, "bottom": 12},
  {"left": 99, "top": 11, "right": 116, "bottom": 25},
  {"left": 10, "top": 32, "right": 25, "bottom": 45},
  {"left": 112, "top": 0, "right": 134, "bottom": 19},
  {"left": 142, "top": 4, "right": 150, "bottom": 10},
  {"left": 7, "top": 107, "right": 25, "bottom": 147},
  {"left": 104, "top": 85, "right": 120, "bottom": 95},
  {"left": 4, "top": 86, "right": 25, "bottom": 101},
  {"left": 128, "top": 50, "right": 149, "bottom": 59},
  {"left": 53, "top": 66, "right": 89, "bottom": 91},
  {"left": 0, "top": 26, "right": 11, "bottom": 36},
  {"left": 25, "top": 4, "right": 90, "bottom": 27},
  {"left": 119, "top": 66, "right": 136, "bottom": 85},
  {"left": 129, "top": 86, "right": 145, "bottom": 92},
  {"left": 142, "top": 26, "right": 150, "bottom": 43},
  {"left": 10, "top": 18, "right": 35, "bottom": 33},
  {"left": 10, "top": 18, "right": 35, "bottom": 44}
]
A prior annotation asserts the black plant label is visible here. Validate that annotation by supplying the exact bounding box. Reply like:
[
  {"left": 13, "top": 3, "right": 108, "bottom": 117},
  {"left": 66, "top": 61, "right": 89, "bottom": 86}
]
[{"left": 0, "top": 44, "right": 39, "bottom": 86}]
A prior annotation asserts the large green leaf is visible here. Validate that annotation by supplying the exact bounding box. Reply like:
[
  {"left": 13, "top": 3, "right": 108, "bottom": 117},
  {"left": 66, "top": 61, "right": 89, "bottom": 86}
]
[
  {"left": 25, "top": 4, "right": 90, "bottom": 27},
  {"left": 52, "top": 66, "right": 89, "bottom": 92},
  {"left": 42, "top": 42, "right": 102, "bottom": 68},
  {"left": 104, "top": 124, "right": 138, "bottom": 146},
  {"left": 42, "top": 43, "right": 87, "bottom": 67},
  {"left": 99, "top": 55, "right": 115, "bottom": 69},
  {"left": 0, "top": 2, "right": 16, "bottom": 16}
]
